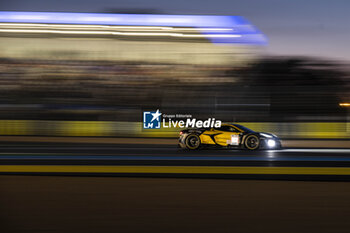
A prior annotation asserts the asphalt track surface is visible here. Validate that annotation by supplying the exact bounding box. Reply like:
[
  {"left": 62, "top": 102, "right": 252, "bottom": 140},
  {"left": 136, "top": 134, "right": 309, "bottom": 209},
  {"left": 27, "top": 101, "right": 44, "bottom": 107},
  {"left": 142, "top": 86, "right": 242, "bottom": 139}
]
[
  {"left": 1, "top": 176, "right": 350, "bottom": 233},
  {"left": 1, "top": 142, "right": 350, "bottom": 179},
  {"left": 2, "top": 143, "right": 350, "bottom": 233}
]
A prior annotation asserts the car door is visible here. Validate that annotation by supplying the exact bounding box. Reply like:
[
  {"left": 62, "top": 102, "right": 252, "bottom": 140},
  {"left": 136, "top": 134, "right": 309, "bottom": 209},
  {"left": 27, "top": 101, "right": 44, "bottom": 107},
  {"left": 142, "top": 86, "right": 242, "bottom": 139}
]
[{"left": 213, "top": 125, "right": 242, "bottom": 146}]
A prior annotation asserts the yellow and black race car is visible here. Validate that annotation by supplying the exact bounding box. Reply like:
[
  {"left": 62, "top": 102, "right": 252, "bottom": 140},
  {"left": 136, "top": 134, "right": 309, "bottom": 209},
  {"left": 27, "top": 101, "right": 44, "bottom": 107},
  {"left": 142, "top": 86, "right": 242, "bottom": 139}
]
[{"left": 179, "top": 123, "right": 282, "bottom": 150}]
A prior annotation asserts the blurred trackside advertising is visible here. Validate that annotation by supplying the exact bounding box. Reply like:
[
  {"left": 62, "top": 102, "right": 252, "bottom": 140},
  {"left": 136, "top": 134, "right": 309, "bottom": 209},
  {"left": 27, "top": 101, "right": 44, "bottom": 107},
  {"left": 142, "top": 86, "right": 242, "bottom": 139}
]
[
  {"left": 143, "top": 110, "right": 222, "bottom": 129},
  {"left": 0, "top": 120, "right": 348, "bottom": 138}
]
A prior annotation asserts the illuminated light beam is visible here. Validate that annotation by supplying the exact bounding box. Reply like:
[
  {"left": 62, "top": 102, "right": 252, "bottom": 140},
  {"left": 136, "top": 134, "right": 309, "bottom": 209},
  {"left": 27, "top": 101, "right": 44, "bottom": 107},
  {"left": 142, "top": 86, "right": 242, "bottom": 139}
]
[
  {"left": 2, "top": 165, "right": 350, "bottom": 175},
  {"left": 0, "top": 11, "right": 242, "bottom": 28},
  {"left": 113, "top": 31, "right": 181, "bottom": 36},
  {"left": 0, "top": 28, "right": 111, "bottom": 34},
  {"left": 115, "top": 32, "right": 241, "bottom": 38},
  {"left": 0, "top": 23, "right": 170, "bottom": 30},
  {"left": 0, "top": 23, "right": 233, "bottom": 32},
  {"left": 0, "top": 29, "right": 172, "bottom": 35},
  {"left": 171, "top": 27, "right": 233, "bottom": 31},
  {"left": 0, "top": 24, "right": 177, "bottom": 32},
  {"left": 0, "top": 11, "right": 267, "bottom": 44},
  {"left": 0, "top": 23, "right": 106, "bottom": 28},
  {"left": 0, "top": 28, "right": 241, "bottom": 38},
  {"left": 339, "top": 103, "right": 350, "bottom": 107},
  {"left": 178, "top": 34, "right": 240, "bottom": 38},
  {"left": 0, "top": 23, "right": 53, "bottom": 27}
]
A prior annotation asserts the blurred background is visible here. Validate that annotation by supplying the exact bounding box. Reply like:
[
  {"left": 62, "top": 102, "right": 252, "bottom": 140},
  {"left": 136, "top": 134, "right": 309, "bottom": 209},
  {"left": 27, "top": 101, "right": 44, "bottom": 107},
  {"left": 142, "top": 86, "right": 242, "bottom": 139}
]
[
  {"left": 0, "top": 0, "right": 349, "bottom": 139},
  {"left": 2, "top": 2, "right": 350, "bottom": 233}
]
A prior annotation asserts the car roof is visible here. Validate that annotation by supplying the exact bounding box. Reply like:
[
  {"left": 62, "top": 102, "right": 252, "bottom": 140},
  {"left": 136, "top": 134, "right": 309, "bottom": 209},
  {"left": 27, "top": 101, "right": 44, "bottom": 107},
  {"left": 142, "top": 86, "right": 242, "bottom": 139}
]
[
  {"left": 221, "top": 123, "right": 235, "bottom": 127},
  {"left": 218, "top": 123, "right": 248, "bottom": 132}
]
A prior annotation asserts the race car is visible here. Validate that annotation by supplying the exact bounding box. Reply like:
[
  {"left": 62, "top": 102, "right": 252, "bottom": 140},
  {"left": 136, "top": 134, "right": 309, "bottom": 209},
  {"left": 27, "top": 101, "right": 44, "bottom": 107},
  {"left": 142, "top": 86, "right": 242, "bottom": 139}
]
[{"left": 178, "top": 123, "right": 281, "bottom": 150}]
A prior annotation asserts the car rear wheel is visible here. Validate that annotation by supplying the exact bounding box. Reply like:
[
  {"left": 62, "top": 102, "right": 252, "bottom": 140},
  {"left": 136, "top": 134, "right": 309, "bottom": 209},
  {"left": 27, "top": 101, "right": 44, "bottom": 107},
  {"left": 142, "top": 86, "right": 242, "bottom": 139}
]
[
  {"left": 185, "top": 134, "right": 201, "bottom": 150},
  {"left": 244, "top": 134, "right": 260, "bottom": 150}
]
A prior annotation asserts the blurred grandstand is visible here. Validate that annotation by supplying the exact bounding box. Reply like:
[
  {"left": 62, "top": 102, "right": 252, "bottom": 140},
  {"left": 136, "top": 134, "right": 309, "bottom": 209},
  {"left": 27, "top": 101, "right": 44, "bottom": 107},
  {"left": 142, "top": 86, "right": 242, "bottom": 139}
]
[{"left": 0, "top": 11, "right": 349, "bottom": 139}]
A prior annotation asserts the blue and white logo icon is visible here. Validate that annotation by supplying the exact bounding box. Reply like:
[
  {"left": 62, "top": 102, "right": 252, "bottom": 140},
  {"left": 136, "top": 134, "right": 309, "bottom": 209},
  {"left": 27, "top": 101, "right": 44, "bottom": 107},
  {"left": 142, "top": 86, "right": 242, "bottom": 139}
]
[{"left": 143, "top": 109, "right": 162, "bottom": 129}]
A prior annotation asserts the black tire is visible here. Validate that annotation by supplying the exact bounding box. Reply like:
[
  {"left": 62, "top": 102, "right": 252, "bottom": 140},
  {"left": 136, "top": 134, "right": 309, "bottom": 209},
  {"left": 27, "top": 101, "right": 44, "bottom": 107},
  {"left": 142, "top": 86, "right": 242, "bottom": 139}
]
[
  {"left": 244, "top": 134, "right": 260, "bottom": 150},
  {"left": 185, "top": 134, "right": 201, "bottom": 150}
]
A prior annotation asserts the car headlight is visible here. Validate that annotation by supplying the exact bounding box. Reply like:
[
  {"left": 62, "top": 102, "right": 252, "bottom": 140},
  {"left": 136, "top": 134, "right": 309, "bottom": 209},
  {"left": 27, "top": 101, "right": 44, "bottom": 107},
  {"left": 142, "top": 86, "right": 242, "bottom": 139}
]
[
  {"left": 267, "top": 139, "right": 276, "bottom": 148},
  {"left": 260, "top": 133, "right": 273, "bottom": 138}
]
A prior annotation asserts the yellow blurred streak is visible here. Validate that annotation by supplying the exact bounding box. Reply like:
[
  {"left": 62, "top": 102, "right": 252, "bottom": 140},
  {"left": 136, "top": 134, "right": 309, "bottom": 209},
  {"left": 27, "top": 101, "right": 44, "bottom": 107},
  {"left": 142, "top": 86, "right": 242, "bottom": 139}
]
[
  {"left": 2, "top": 165, "right": 350, "bottom": 175},
  {"left": 0, "top": 120, "right": 31, "bottom": 135},
  {"left": 58, "top": 121, "right": 114, "bottom": 137},
  {"left": 339, "top": 103, "right": 350, "bottom": 107}
]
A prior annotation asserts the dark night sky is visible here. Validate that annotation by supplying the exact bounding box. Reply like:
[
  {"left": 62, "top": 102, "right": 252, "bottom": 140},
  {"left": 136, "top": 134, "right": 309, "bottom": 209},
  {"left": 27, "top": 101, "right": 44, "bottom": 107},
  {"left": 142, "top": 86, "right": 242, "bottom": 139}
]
[{"left": 1, "top": 0, "right": 350, "bottom": 61}]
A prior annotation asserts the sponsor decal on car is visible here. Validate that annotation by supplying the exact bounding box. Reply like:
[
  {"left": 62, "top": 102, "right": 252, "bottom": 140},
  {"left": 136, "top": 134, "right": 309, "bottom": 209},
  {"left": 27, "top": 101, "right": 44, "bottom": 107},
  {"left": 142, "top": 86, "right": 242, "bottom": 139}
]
[{"left": 228, "top": 134, "right": 240, "bottom": 145}]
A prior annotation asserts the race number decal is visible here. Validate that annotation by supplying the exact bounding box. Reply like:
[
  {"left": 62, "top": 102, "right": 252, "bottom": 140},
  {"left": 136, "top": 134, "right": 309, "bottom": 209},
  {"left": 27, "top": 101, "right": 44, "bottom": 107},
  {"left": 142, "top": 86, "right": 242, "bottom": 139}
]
[{"left": 230, "top": 134, "right": 239, "bottom": 145}]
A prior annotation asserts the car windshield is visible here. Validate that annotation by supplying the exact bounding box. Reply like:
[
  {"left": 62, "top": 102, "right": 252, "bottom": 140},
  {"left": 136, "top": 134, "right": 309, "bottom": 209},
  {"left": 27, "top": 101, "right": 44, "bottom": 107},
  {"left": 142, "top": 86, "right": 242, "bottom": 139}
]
[{"left": 232, "top": 124, "right": 255, "bottom": 133}]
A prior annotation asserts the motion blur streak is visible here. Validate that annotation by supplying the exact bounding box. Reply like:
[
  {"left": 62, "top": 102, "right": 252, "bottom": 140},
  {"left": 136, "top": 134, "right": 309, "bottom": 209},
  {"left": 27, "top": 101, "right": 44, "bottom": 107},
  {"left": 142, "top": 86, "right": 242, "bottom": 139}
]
[
  {"left": 339, "top": 103, "right": 350, "bottom": 107},
  {"left": 3, "top": 165, "right": 350, "bottom": 175},
  {"left": 0, "top": 11, "right": 348, "bottom": 140},
  {"left": 0, "top": 23, "right": 234, "bottom": 31},
  {"left": 0, "top": 28, "right": 242, "bottom": 38},
  {"left": 0, "top": 121, "right": 348, "bottom": 138},
  {"left": 0, "top": 3, "right": 349, "bottom": 233}
]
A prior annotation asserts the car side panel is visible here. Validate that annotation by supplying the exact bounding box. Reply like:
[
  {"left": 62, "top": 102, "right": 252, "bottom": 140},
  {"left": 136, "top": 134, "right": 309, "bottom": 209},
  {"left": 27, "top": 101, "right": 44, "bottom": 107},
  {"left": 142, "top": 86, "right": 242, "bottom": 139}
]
[
  {"left": 217, "top": 131, "right": 241, "bottom": 146},
  {"left": 200, "top": 129, "right": 240, "bottom": 146},
  {"left": 214, "top": 130, "right": 231, "bottom": 146},
  {"left": 199, "top": 133, "right": 217, "bottom": 145}
]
